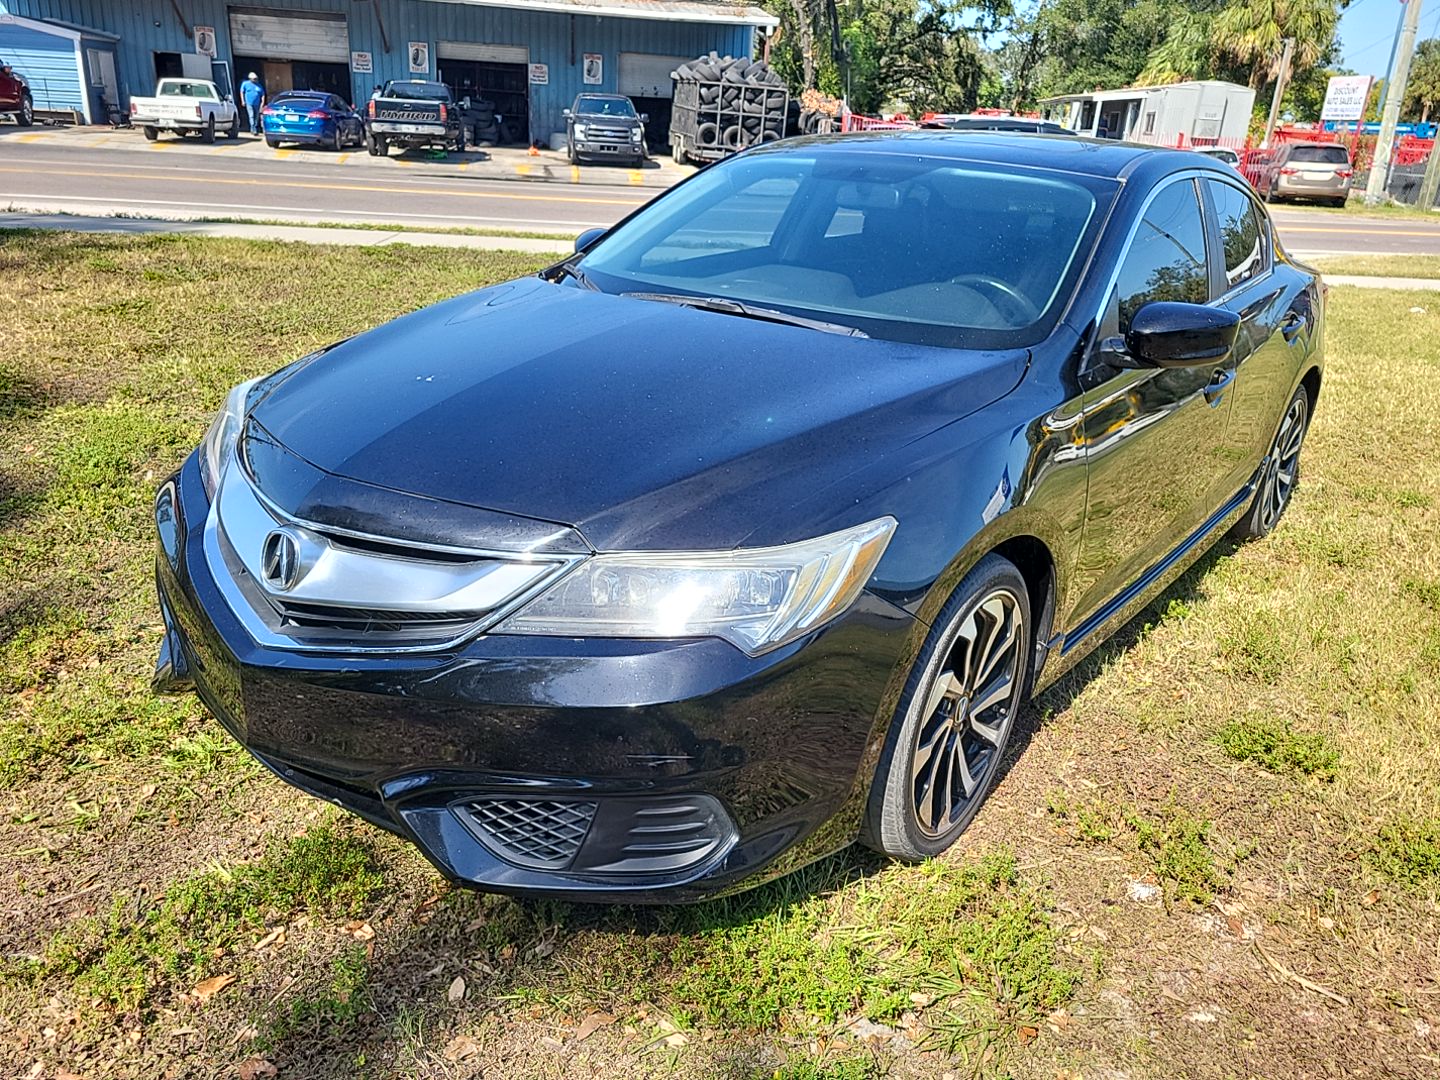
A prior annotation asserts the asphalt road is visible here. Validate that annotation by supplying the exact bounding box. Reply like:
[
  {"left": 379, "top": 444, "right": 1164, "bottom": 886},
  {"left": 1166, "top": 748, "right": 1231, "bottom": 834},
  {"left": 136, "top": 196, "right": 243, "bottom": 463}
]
[{"left": 3, "top": 137, "right": 1440, "bottom": 256}]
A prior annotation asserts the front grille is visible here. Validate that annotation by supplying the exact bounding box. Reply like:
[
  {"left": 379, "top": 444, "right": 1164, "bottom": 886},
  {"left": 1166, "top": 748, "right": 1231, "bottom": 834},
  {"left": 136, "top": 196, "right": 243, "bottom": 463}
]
[
  {"left": 271, "top": 600, "right": 487, "bottom": 634},
  {"left": 583, "top": 125, "right": 632, "bottom": 141},
  {"left": 458, "top": 798, "right": 598, "bottom": 870}
]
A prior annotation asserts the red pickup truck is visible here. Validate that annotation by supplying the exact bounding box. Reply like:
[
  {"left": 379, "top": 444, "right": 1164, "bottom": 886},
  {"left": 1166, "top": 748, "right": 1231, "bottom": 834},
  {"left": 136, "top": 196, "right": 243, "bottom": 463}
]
[{"left": 0, "top": 56, "right": 33, "bottom": 126}]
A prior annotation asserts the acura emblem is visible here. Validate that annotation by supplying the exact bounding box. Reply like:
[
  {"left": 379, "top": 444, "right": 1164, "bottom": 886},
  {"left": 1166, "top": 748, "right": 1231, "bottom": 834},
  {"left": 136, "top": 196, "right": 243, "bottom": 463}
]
[{"left": 260, "top": 529, "right": 303, "bottom": 591}]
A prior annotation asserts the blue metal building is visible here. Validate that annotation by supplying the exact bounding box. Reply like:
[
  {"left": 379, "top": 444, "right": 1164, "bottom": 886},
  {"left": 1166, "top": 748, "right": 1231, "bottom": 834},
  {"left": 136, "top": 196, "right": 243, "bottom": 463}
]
[
  {"left": 0, "top": 0, "right": 773, "bottom": 141},
  {"left": 0, "top": 12, "right": 118, "bottom": 122}
]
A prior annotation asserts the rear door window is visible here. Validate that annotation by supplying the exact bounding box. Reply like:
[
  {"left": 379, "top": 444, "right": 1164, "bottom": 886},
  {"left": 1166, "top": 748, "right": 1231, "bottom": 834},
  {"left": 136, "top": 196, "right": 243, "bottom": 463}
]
[
  {"left": 1114, "top": 180, "right": 1210, "bottom": 330},
  {"left": 1287, "top": 146, "right": 1349, "bottom": 165},
  {"left": 1206, "top": 181, "right": 1266, "bottom": 290}
]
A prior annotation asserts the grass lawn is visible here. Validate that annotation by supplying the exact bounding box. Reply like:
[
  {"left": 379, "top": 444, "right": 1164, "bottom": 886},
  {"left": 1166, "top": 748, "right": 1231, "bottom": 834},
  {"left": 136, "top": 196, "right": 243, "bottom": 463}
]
[
  {"left": 1312, "top": 254, "right": 1440, "bottom": 280},
  {"left": 1, "top": 231, "right": 1438, "bottom": 1080}
]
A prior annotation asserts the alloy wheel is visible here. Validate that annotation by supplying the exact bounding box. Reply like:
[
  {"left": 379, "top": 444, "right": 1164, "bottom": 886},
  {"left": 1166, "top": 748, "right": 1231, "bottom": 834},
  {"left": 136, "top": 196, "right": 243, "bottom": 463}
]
[
  {"left": 910, "top": 588, "right": 1024, "bottom": 837},
  {"left": 1259, "top": 394, "right": 1307, "bottom": 532}
]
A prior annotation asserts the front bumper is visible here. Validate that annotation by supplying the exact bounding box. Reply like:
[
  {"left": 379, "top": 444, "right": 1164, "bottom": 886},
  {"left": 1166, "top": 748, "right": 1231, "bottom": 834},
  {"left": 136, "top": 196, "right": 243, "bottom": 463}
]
[
  {"left": 573, "top": 137, "right": 644, "bottom": 160},
  {"left": 154, "top": 453, "right": 916, "bottom": 901}
]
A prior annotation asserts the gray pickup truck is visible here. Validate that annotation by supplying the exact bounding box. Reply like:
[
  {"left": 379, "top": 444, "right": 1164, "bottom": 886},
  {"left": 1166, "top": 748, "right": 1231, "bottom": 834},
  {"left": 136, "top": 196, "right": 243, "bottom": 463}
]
[{"left": 365, "top": 80, "right": 464, "bottom": 156}]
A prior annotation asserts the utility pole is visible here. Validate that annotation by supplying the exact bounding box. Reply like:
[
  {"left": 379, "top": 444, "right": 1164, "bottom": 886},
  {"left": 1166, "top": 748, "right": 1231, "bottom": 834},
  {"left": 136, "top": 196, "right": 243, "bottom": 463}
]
[
  {"left": 1263, "top": 38, "right": 1295, "bottom": 146},
  {"left": 1367, "top": 0, "right": 1426, "bottom": 205}
]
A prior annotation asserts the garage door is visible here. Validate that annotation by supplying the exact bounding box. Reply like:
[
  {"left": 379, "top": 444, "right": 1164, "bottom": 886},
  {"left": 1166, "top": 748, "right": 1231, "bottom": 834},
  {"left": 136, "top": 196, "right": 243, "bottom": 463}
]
[
  {"left": 228, "top": 8, "right": 348, "bottom": 63},
  {"left": 618, "top": 53, "right": 689, "bottom": 99},
  {"left": 437, "top": 42, "right": 528, "bottom": 64}
]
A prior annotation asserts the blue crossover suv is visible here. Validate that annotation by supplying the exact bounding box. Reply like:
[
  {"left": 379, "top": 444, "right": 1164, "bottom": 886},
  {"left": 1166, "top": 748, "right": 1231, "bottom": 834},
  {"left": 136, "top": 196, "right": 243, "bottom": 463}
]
[{"left": 153, "top": 133, "right": 1323, "bottom": 902}]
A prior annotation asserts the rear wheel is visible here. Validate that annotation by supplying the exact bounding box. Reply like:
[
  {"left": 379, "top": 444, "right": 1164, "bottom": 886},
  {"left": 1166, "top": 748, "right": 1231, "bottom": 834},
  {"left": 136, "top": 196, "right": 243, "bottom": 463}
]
[
  {"left": 327, "top": 126, "right": 342, "bottom": 152},
  {"left": 200, "top": 115, "right": 215, "bottom": 143},
  {"left": 1232, "top": 386, "right": 1309, "bottom": 541},
  {"left": 142, "top": 125, "right": 159, "bottom": 141},
  {"left": 863, "top": 554, "right": 1030, "bottom": 860},
  {"left": 672, "top": 141, "right": 688, "bottom": 166},
  {"left": 1329, "top": 196, "right": 1347, "bottom": 209},
  {"left": 265, "top": 136, "right": 280, "bottom": 149},
  {"left": 367, "top": 134, "right": 386, "bottom": 156}
]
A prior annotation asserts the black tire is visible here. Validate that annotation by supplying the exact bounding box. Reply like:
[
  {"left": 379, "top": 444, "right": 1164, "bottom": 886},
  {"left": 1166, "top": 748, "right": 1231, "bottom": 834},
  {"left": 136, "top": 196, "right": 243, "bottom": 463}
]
[
  {"left": 863, "top": 554, "right": 1031, "bottom": 861},
  {"left": 226, "top": 113, "right": 240, "bottom": 139},
  {"left": 1231, "top": 385, "right": 1310, "bottom": 541},
  {"left": 16, "top": 92, "right": 34, "bottom": 126},
  {"left": 367, "top": 134, "right": 385, "bottom": 156},
  {"left": 672, "top": 142, "right": 688, "bottom": 165},
  {"left": 328, "top": 126, "right": 342, "bottom": 152},
  {"left": 143, "top": 125, "right": 159, "bottom": 141},
  {"left": 200, "top": 115, "right": 215, "bottom": 143},
  {"left": 265, "top": 136, "right": 280, "bottom": 149},
  {"left": 453, "top": 129, "right": 466, "bottom": 153},
  {"left": 1330, "top": 197, "right": 1347, "bottom": 209}
]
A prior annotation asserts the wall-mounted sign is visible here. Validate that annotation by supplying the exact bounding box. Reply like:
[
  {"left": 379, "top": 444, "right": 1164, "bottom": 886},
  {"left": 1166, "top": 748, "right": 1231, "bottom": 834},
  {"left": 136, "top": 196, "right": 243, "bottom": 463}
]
[
  {"left": 351, "top": 51, "right": 373, "bottom": 74},
  {"left": 583, "top": 53, "right": 602, "bottom": 85},
  {"left": 1321, "top": 75, "right": 1372, "bottom": 122},
  {"left": 529, "top": 63, "right": 549, "bottom": 85},
  {"left": 409, "top": 41, "right": 430, "bottom": 75},
  {"left": 194, "top": 25, "right": 216, "bottom": 58}
]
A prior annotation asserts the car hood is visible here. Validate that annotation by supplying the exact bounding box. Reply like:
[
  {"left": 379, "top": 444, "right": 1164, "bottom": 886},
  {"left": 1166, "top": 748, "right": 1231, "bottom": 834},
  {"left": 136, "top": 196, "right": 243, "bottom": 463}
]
[{"left": 248, "top": 277, "right": 1028, "bottom": 551}]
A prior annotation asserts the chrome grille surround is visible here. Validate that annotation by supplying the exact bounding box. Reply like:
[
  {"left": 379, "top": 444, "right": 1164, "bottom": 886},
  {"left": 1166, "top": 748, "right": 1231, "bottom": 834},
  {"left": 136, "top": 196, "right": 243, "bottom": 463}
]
[
  {"left": 201, "top": 452, "right": 584, "bottom": 653},
  {"left": 456, "top": 798, "right": 599, "bottom": 870}
]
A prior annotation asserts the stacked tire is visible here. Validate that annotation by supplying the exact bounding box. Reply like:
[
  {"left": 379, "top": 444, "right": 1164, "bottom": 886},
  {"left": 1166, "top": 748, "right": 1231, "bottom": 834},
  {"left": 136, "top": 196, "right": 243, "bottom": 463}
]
[
  {"left": 467, "top": 98, "right": 499, "bottom": 146},
  {"left": 672, "top": 53, "right": 787, "bottom": 160}
]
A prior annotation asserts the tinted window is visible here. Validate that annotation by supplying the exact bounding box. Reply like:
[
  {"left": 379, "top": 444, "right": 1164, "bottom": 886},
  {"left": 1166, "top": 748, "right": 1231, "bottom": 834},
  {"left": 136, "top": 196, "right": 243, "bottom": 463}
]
[
  {"left": 1115, "top": 180, "right": 1209, "bottom": 330},
  {"left": 577, "top": 97, "right": 636, "bottom": 117},
  {"left": 1207, "top": 181, "right": 1265, "bottom": 289},
  {"left": 1288, "top": 145, "right": 1349, "bottom": 164},
  {"left": 578, "top": 150, "right": 1110, "bottom": 348},
  {"left": 386, "top": 82, "right": 450, "bottom": 101}
]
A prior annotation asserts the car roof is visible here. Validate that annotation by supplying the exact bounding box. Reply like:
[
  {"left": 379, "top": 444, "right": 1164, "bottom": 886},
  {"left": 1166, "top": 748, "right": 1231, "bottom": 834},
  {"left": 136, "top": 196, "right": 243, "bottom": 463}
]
[
  {"left": 761, "top": 131, "right": 1234, "bottom": 183},
  {"left": 576, "top": 93, "right": 630, "bottom": 101}
]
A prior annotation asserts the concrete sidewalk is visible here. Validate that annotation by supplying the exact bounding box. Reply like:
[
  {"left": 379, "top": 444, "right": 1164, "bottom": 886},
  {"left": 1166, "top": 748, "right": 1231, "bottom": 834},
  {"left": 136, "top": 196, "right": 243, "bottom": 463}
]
[
  {"left": 0, "top": 123, "right": 688, "bottom": 189},
  {"left": 0, "top": 210, "right": 575, "bottom": 255}
]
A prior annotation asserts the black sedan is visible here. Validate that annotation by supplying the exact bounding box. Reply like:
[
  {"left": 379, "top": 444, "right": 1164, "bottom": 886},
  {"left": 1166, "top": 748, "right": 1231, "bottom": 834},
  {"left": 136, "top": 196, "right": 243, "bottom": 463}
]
[{"left": 153, "top": 134, "right": 1323, "bottom": 902}]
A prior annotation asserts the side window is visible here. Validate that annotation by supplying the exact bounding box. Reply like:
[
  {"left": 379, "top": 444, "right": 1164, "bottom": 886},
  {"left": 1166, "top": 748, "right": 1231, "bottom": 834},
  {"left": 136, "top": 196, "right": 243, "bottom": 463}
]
[
  {"left": 1207, "top": 180, "right": 1266, "bottom": 289},
  {"left": 1114, "top": 180, "right": 1209, "bottom": 330}
]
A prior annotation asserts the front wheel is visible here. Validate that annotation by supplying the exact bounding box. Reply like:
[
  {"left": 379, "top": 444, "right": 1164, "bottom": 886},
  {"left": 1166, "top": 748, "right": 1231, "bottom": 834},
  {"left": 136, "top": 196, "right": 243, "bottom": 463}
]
[
  {"left": 16, "top": 93, "right": 33, "bottom": 126},
  {"left": 1231, "top": 386, "right": 1310, "bottom": 541},
  {"left": 226, "top": 113, "right": 239, "bottom": 139},
  {"left": 863, "top": 554, "right": 1030, "bottom": 860}
]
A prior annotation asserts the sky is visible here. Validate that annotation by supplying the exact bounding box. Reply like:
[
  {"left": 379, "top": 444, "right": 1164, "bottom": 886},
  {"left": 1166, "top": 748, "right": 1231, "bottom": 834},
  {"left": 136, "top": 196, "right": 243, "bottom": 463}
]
[{"left": 1338, "top": 0, "right": 1440, "bottom": 77}]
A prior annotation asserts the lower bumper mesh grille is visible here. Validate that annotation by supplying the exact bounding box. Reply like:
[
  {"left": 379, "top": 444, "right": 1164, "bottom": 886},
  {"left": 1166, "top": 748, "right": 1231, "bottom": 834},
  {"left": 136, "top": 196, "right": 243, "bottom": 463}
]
[{"left": 458, "top": 798, "right": 598, "bottom": 870}]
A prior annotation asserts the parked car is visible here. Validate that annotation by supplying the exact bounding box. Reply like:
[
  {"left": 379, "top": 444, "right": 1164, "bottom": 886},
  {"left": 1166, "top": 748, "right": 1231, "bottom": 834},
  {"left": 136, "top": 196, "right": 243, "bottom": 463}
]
[
  {"left": 924, "top": 114, "right": 1076, "bottom": 135},
  {"left": 130, "top": 77, "right": 239, "bottom": 142},
  {"left": 365, "top": 80, "right": 464, "bottom": 156},
  {"left": 0, "top": 56, "right": 32, "bottom": 126},
  {"left": 262, "top": 91, "right": 365, "bottom": 151},
  {"left": 154, "top": 134, "right": 1323, "bottom": 902},
  {"left": 565, "top": 93, "right": 647, "bottom": 166},
  {"left": 1196, "top": 146, "right": 1242, "bottom": 169},
  {"left": 1256, "top": 142, "right": 1353, "bottom": 207}
]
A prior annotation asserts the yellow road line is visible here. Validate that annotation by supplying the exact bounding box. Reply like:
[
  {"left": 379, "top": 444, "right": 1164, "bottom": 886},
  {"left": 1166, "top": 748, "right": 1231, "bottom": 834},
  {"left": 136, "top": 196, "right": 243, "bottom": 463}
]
[{"left": 0, "top": 163, "right": 646, "bottom": 207}]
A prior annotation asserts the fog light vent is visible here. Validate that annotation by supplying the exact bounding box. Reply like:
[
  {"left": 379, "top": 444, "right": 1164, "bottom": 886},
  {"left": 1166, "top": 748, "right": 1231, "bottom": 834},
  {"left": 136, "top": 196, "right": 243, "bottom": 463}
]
[{"left": 458, "top": 798, "right": 598, "bottom": 870}]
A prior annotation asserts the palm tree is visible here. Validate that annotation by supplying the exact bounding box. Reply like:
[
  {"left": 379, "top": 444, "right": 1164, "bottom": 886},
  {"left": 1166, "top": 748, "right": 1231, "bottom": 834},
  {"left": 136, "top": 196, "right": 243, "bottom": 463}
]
[
  {"left": 1405, "top": 38, "right": 1440, "bottom": 123},
  {"left": 1212, "top": 0, "right": 1342, "bottom": 90}
]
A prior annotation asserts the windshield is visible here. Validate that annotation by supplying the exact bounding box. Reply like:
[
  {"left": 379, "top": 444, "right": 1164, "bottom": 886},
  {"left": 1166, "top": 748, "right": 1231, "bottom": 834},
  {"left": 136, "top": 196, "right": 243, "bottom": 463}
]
[
  {"left": 275, "top": 95, "right": 326, "bottom": 110},
  {"left": 1288, "top": 145, "right": 1348, "bottom": 164},
  {"left": 575, "top": 148, "right": 1112, "bottom": 348},
  {"left": 577, "top": 97, "right": 636, "bottom": 117},
  {"left": 161, "top": 81, "right": 216, "bottom": 100},
  {"left": 385, "top": 82, "right": 450, "bottom": 101}
]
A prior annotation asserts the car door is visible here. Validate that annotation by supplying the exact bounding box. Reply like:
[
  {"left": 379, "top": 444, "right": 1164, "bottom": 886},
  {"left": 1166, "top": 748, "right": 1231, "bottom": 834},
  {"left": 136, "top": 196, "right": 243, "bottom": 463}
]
[
  {"left": 1069, "top": 176, "right": 1247, "bottom": 629},
  {"left": 1202, "top": 177, "right": 1306, "bottom": 490},
  {"left": 0, "top": 59, "right": 18, "bottom": 110}
]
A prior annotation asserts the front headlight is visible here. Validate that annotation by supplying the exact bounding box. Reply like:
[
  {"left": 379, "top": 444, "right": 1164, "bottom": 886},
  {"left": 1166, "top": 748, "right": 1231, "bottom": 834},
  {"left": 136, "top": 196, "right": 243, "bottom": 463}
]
[
  {"left": 573, "top": 123, "right": 587, "bottom": 138},
  {"left": 496, "top": 517, "right": 896, "bottom": 655},
  {"left": 199, "top": 376, "right": 264, "bottom": 498}
]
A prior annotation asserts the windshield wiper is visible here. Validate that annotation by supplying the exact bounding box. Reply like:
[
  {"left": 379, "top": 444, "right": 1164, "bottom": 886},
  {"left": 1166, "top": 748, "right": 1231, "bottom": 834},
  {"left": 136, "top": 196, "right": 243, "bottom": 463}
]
[
  {"left": 549, "top": 258, "right": 599, "bottom": 291},
  {"left": 621, "top": 292, "right": 868, "bottom": 338}
]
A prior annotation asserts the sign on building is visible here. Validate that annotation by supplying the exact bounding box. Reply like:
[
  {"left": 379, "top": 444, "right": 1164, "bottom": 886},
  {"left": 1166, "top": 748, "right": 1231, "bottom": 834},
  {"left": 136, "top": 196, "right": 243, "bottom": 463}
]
[
  {"left": 352, "top": 51, "right": 373, "bottom": 74},
  {"left": 529, "top": 63, "right": 549, "bottom": 85},
  {"left": 583, "top": 54, "right": 602, "bottom": 85},
  {"left": 409, "top": 41, "right": 429, "bottom": 75},
  {"left": 1321, "top": 75, "right": 1372, "bottom": 122},
  {"left": 194, "top": 25, "right": 216, "bottom": 58}
]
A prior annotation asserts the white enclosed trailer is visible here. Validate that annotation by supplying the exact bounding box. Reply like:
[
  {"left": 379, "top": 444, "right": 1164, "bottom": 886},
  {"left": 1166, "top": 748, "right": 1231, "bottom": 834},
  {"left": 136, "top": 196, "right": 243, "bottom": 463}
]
[{"left": 1040, "top": 80, "right": 1255, "bottom": 146}]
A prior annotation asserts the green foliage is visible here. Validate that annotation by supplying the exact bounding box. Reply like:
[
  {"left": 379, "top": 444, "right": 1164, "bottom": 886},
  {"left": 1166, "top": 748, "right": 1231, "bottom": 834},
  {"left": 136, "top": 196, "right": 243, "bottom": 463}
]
[
  {"left": 1370, "top": 819, "right": 1440, "bottom": 889},
  {"left": 774, "top": 1058, "right": 880, "bottom": 1080},
  {"left": 1127, "top": 802, "right": 1219, "bottom": 904},
  {"left": 1216, "top": 717, "right": 1339, "bottom": 780},
  {"left": 1406, "top": 39, "right": 1440, "bottom": 122},
  {"left": 45, "top": 824, "right": 382, "bottom": 1010}
]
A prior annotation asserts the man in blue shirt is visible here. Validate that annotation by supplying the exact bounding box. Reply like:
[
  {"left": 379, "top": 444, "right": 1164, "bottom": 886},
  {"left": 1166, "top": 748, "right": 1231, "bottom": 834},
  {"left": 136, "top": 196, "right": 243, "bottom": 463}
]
[{"left": 240, "top": 72, "right": 264, "bottom": 135}]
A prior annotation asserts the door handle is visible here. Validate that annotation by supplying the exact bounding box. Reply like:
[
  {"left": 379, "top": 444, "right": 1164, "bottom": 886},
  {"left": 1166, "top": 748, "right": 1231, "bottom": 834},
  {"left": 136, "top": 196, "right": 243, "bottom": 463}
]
[
  {"left": 1280, "top": 312, "right": 1306, "bottom": 343},
  {"left": 1203, "top": 367, "right": 1235, "bottom": 406}
]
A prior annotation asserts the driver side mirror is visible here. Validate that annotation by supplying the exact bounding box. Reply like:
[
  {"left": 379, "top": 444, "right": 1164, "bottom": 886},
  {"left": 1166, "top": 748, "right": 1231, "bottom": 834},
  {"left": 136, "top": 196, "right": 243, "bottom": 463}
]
[
  {"left": 640, "top": 113, "right": 649, "bottom": 123},
  {"left": 574, "top": 226, "right": 606, "bottom": 253},
  {"left": 1102, "top": 302, "right": 1240, "bottom": 368},
  {"left": 562, "top": 108, "right": 572, "bottom": 119}
]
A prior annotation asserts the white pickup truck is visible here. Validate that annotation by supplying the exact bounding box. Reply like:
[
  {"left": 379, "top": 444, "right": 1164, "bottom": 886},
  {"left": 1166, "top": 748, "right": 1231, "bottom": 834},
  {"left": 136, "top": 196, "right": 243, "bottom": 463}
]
[{"left": 130, "top": 78, "right": 239, "bottom": 142}]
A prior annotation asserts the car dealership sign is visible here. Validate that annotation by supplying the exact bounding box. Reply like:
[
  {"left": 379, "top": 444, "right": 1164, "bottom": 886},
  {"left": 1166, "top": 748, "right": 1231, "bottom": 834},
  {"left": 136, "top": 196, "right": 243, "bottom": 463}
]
[{"left": 1321, "top": 75, "right": 1372, "bottom": 122}]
